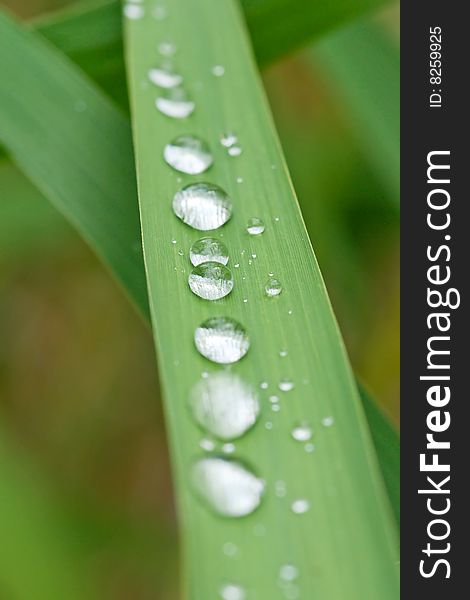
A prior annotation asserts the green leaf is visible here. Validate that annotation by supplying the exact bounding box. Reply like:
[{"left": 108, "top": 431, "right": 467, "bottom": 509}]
[{"left": 124, "top": 0, "right": 398, "bottom": 598}]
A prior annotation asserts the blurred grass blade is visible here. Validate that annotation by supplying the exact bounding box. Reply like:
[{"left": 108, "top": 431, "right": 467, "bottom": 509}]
[
  {"left": 312, "top": 20, "right": 399, "bottom": 199},
  {"left": 124, "top": 0, "right": 398, "bottom": 597},
  {"left": 0, "top": 10, "right": 148, "bottom": 317}
]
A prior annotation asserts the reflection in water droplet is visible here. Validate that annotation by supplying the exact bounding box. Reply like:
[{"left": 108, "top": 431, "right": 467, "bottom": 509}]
[
  {"left": 291, "top": 424, "right": 312, "bottom": 442},
  {"left": 195, "top": 317, "right": 250, "bottom": 364},
  {"left": 123, "top": 4, "right": 144, "bottom": 19},
  {"left": 148, "top": 64, "right": 183, "bottom": 89},
  {"left": 212, "top": 65, "right": 225, "bottom": 77},
  {"left": 246, "top": 217, "right": 265, "bottom": 235},
  {"left": 189, "top": 372, "right": 259, "bottom": 440},
  {"left": 279, "top": 379, "right": 294, "bottom": 392},
  {"left": 190, "top": 237, "right": 229, "bottom": 266},
  {"left": 228, "top": 146, "right": 242, "bottom": 157},
  {"left": 156, "top": 87, "right": 195, "bottom": 118},
  {"left": 291, "top": 499, "right": 310, "bottom": 514},
  {"left": 173, "top": 183, "right": 231, "bottom": 230},
  {"left": 192, "top": 457, "right": 264, "bottom": 517},
  {"left": 265, "top": 277, "right": 282, "bottom": 297},
  {"left": 188, "top": 263, "right": 233, "bottom": 300},
  {"left": 164, "top": 135, "right": 213, "bottom": 175},
  {"left": 280, "top": 564, "right": 299, "bottom": 582},
  {"left": 322, "top": 416, "right": 334, "bottom": 427},
  {"left": 158, "top": 41, "right": 176, "bottom": 56},
  {"left": 220, "top": 583, "right": 246, "bottom": 600}
]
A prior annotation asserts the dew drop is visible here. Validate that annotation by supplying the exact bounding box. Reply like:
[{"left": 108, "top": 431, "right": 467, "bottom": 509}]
[
  {"left": 164, "top": 136, "right": 213, "bottom": 175},
  {"left": 246, "top": 217, "right": 265, "bottom": 236},
  {"left": 156, "top": 87, "right": 195, "bottom": 118},
  {"left": 279, "top": 564, "right": 299, "bottom": 582},
  {"left": 305, "top": 443, "right": 315, "bottom": 453},
  {"left": 158, "top": 41, "right": 177, "bottom": 56},
  {"left": 271, "top": 404, "right": 281, "bottom": 412},
  {"left": 291, "top": 498, "right": 310, "bottom": 514},
  {"left": 228, "top": 146, "right": 242, "bottom": 157},
  {"left": 322, "top": 416, "right": 334, "bottom": 427},
  {"left": 220, "top": 583, "right": 246, "bottom": 600},
  {"left": 279, "top": 349, "right": 288, "bottom": 358},
  {"left": 212, "top": 65, "right": 225, "bottom": 77},
  {"left": 123, "top": 4, "right": 144, "bottom": 19},
  {"left": 192, "top": 457, "right": 264, "bottom": 517},
  {"left": 195, "top": 317, "right": 250, "bottom": 364},
  {"left": 291, "top": 423, "right": 313, "bottom": 442},
  {"left": 148, "top": 64, "right": 183, "bottom": 89},
  {"left": 200, "top": 438, "right": 215, "bottom": 452},
  {"left": 269, "top": 395, "right": 279, "bottom": 404},
  {"left": 189, "top": 372, "right": 259, "bottom": 440},
  {"left": 190, "top": 237, "right": 229, "bottom": 266},
  {"left": 220, "top": 133, "right": 238, "bottom": 148},
  {"left": 222, "top": 443, "right": 236, "bottom": 454},
  {"left": 265, "top": 421, "right": 273, "bottom": 430},
  {"left": 173, "top": 183, "right": 231, "bottom": 230},
  {"left": 279, "top": 379, "right": 294, "bottom": 392},
  {"left": 260, "top": 382, "right": 268, "bottom": 390},
  {"left": 265, "top": 277, "right": 282, "bottom": 297},
  {"left": 188, "top": 262, "right": 233, "bottom": 300}
]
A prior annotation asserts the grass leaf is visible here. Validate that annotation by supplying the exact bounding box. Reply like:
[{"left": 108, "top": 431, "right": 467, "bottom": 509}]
[{"left": 123, "top": 0, "right": 398, "bottom": 597}]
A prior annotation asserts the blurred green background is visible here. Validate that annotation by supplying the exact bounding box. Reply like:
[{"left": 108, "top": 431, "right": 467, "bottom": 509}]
[{"left": 0, "top": 1, "right": 399, "bottom": 598}]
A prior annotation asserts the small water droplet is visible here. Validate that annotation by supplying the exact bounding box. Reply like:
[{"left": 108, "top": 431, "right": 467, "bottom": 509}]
[
  {"left": 279, "top": 349, "right": 288, "bottom": 358},
  {"left": 236, "top": 176, "right": 243, "bottom": 184},
  {"left": 188, "top": 263, "right": 233, "bottom": 300},
  {"left": 223, "top": 542, "right": 238, "bottom": 557},
  {"left": 283, "top": 585, "right": 299, "bottom": 600},
  {"left": 287, "top": 309, "right": 293, "bottom": 315},
  {"left": 291, "top": 498, "right": 310, "bottom": 514},
  {"left": 212, "top": 65, "right": 225, "bottom": 77},
  {"left": 164, "top": 135, "right": 213, "bottom": 175},
  {"left": 195, "top": 317, "right": 250, "bottom": 364},
  {"left": 234, "top": 263, "right": 240, "bottom": 268},
  {"left": 220, "top": 583, "right": 246, "bottom": 600},
  {"left": 265, "top": 421, "right": 273, "bottom": 430},
  {"left": 305, "top": 443, "right": 315, "bottom": 453},
  {"left": 173, "top": 183, "right": 231, "bottom": 230},
  {"left": 291, "top": 424, "right": 313, "bottom": 442},
  {"left": 279, "top": 379, "right": 294, "bottom": 392},
  {"left": 152, "top": 5, "right": 167, "bottom": 20},
  {"left": 189, "top": 372, "right": 259, "bottom": 440},
  {"left": 260, "top": 382, "right": 268, "bottom": 390},
  {"left": 148, "top": 64, "right": 183, "bottom": 89},
  {"left": 171, "top": 238, "right": 177, "bottom": 244},
  {"left": 123, "top": 4, "right": 144, "bottom": 19},
  {"left": 220, "top": 133, "right": 237, "bottom": 148},
  {"left": 158, "top": 41, "right": 177, "bottom": 56},
  {"left": 248, "top": 259, "right": 253, "bottom": 266},
  {"left": 246, "top": 217, "right": 265, "bottom": 235},
  {"left": 243, "top": 298, "right": 248, "bottom": 304},
  {"left": 251, "top": 254, "right": 257, "bottom": 260},
  {"left": 279, "top": 564, "right": 299, "bottom": 582},
  {"left": 271, "top": 404, "right": 281, "bottom": 412},
  {"left": 228, "top": 146, "right": 242, "bottom": 157},
  {"left": 269, "top": 395, "right": 279, "bottom": 404},
  {"left": 190, "top": 237, "right": 229, "bottom": 266},
  {"left": 200, "top": 438, "right": 215, "bottom": 452},
  {"left": 222, "top": 443, "right": 236, "bottom": 454},
  {"left": 274, "top": 216, "right": 280, "bottom": 222},
  {"left": 275, "top": 480, "right": 286, "bottom": 498},
  {"left": 253, "top": 523, "right": 266, "bottom": 536},
  {"left": 192, "top": 457, "right": 264, "bottom": 517},
  {"left": 265, "top": 277, "right": 282, "bottom": 297},
  {"left": 156, "top": 87, "right": 195, "bottom": 118},
  {"left": 322, "top": 416, "right": 334, "bottom": 427}
]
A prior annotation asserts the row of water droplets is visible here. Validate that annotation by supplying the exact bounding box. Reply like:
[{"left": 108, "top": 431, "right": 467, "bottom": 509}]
[{"left": 125, "top": 7, "right": 334, "bottom": 598}]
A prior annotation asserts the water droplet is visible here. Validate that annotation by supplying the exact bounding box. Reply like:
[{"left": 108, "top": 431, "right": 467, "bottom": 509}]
[
  {"left": 220, "top": 133, "right": 237, "bottom": 148},
  {"left": 269, "top": 395, "right": 279, "bottom": 404},
  {"left": 236, "top": 176, "right": 243, "bottom": 184},
  {"left": 265, "top": 421, "right": 273, "bottom": 430},
  {"left": 223, "top": 542, "right": 238, "bottom": 557},
  {"left": 322, "top": 416, "right": 334, "bottom": 427},
  {"left": 234, "top": 263, "right": 240, "bottom": 268},
  {"left": 171, "top": 238, "right": 177, "bottom": 244},
  {"left": 192, "top": 457, "right": 264, "bottom": 517},
  {"left": 305, "top": 443, "right": 315, "bottom": 453},
  {"left": 123, "top": 4, "right": 144, "bottom": 19},
  {"left": 274, "top": 216, "right": 280, "bottom": 222},
  {"left": 195, "top": 317, "right": 250, "bottom": 364},
  {"left": 279, "top": 379, "right": 294, "bottom": 392},
  {"left": 222, "top": 443, "right": 236, "bottom": 454},
  {"left": 156, "top": 87, "right": 195, "bottom": 118},
  {"left": 177, "top": 249, "right": 184, "bottom": 256},
  {"left": 200, "top": 438, "right": 215, "bottom": 452},
  {"left": 287, "top": 309, "right": 293, "bottom": 315},
  {"left": 189, "top": 372, "right": 259, "bottom": 440},
  {"left": 275, "top": 480, "right": 287, "bottom": 498},
  {"left": 271, "top": 404, "right": 281, "bottom": 412},
  {"left": 291, "top": 424, "right": 312, "bottom": 442},
  {"left": 291, "top": 499, "right": 310, "bottom": 514},
  {"left": 173, "top": 183, "right": 231, "bottom": 230},
  {"left": 158, "top": 41, "right": 177, "bottom": 56},
  {"left": 220, "top": 583, "right": 246, "bottom": 600},
  {"left": 152, "top": 5, "right": 167, "bottom": 20},
  {"left": 228, "top": 146, "right": 242, "bottom": 157},
  {"left": 260, "top": 382, "right": 268, "bottom": 390},
  {"left": 243, "top": 298, "right": 248, "bottom": 304},
  {"left": 164, "top": 135, "right": 213, "bottom": 175},
  {"left": 279, "top": 564, "right": 299, "bottom": 582},
  {"left": 265, "top": 277, "right": 282, "bottom": 297},
  {"left": 246, "top": 217, "right": 265, "bottom": 236},
  {"left": 188, "top": 263, "right": 233, "bottom": 300},
  {"left": 190, "top": 237, "right": 229, "bottom": 266},
  {"left": 212, "top": 65, "right": 225, "bottom": 77},
  {"left": 279, "top": 349, "right": 288, "bottom": 358},
  {"left": 148, "top": 63, "right": 183, "bottom": 89},
  {"left": 283, "top": 585, "right": 299, "bottom": 600}
]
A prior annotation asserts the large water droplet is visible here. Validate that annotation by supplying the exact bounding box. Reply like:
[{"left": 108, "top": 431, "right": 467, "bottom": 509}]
[
  {"left": 156, "top": 87, "right": 195, "bottom": 118},
  {"left": 172, "top": 183, "right": 231, "bottom": 230},
  {"left": 220, "top": 583, "right": 246, "bottom": 600},
  {"left": 246, "top": 217, "right": 265, "bottom": 235},
  {"left": 190, "top": 237, "right": 229, "bottom": 266},
  {"left": 188, "top": 262, "right": 234, "bottom": 300},
  {"left": 291, "top": 423, "right": 312, "bottom": 442},
  {"left": 265, "top": 277, "right": 282, "bottom": 297},
  {"left": 189, "top": 372, "right": 259, "bottom": 440},
  {"left": 195, "top": 317, "right": 250, "bottom": 364},
  {"left": 164, "top": 136, "right": 213, "bottom": 175},
  {"left": 192, "top": 457, "right": 264, "bottom": 517},
  {"left": 148, "top": 64, "right": 183, "bottom": 89}
]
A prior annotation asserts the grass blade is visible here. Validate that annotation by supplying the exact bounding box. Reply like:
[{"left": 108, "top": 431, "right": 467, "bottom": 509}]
[{"left": 124, "top": 0, "right": 398, "bottom": 597}]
